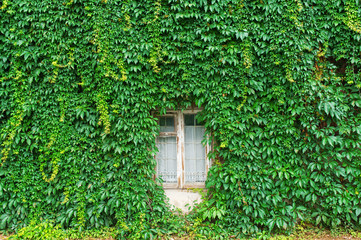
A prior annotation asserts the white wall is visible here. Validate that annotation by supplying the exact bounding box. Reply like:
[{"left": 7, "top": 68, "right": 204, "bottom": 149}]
[{"left": 164, "top": 189, "right": 203, "bottom": 213}]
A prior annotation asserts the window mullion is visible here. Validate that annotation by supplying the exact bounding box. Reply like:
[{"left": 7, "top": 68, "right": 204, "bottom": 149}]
[{"left": 177, "top": 111, "right": 184, "bottom": 189}]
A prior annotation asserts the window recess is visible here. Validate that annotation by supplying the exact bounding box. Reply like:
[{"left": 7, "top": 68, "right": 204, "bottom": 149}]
[{"left": 155, "top": 109, "right": 211, "bottom": 189}]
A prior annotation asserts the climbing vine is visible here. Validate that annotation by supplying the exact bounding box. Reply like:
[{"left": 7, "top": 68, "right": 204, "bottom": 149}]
[
  {"left": 0, "top": 0, "right": 9, "bottom": 10},
  {"left": 0, "top": 0, "right": 360, "bottom": 238},
  {"left": 95, "top": 93, "right": 111, "bottom": 135},
  {"left": 0, "top": 63, "right": 26, "bottom": 167},
  {"left": 148, "top": 0, "right": 162, "bottom": 73},
  {"left": 344, "top": 0, "right": 361, "bottom": 33}
]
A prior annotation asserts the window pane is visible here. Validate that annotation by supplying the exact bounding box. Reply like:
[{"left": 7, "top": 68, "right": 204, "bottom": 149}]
[
  {"left": 159, "top": 116, "right": 175, "bottom": 132},
  {"left": 185, "top": 114, "right": 204, "bottom": 126},
  {"left": 185, "top": 114, "right": 195, "bottom": 126},
  {"left": 156, "top": 136, "right": 177, "bottom": 183},
  {"left": 184, "top": 114, "right": 206, "bottom": 183}
]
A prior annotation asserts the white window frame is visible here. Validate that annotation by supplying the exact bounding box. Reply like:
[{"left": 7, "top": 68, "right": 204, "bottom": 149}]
[{"left": 155, "top": 108, "right": 211, "bottom": 189}]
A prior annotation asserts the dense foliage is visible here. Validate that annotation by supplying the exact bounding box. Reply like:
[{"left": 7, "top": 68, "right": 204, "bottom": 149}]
[{"left": 1, "top": 0, "right": 361, "bottom": 238}]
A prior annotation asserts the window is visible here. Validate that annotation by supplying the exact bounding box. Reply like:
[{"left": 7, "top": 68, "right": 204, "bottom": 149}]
[{"left": 155, "top": 109, "right": 211, "bottom": 188}]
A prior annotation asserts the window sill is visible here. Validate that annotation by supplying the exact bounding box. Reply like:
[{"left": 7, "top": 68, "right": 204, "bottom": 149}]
[{"left": 162, "top": 183, "right": 206, "bottom": 189}]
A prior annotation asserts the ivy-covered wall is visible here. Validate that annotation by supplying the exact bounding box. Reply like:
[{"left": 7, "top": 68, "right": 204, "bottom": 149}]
[{"left": 0, "top": 0, "right": 361, "bottom": 236}]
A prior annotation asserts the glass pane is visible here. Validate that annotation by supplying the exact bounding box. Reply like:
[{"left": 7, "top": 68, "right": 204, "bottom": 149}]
[
  {"left": 195, "top": 127, "right": 204, "bottom": 142},
  {"left": 184, "top": 114, "right": 206, "bottom": 183},
  {"left": 160, "top": 126, "right": 174, "bottom": 132},
  {"left": 185, "top": 113, "right": 204, "bottom": 126},
  {"left": 156, "top": 136, "right": 177, "bottom": 183},
  {"left": 185, "top": 114, "right": 195, "bottom": 126},
  {"left": 159, "top": 116, "right": 175, "bottom": 132}
]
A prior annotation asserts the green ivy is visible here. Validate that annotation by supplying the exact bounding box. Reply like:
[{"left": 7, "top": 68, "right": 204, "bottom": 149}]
[{"left": 0, "top": 0, "right": 360, "bottom": 238}]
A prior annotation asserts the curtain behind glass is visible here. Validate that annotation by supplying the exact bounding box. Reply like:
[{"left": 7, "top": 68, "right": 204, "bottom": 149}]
[
  {"left": 184, "top": 114, "right": 206, "bottom": 183},
  {"left": 156, "top": 136, "right": 177, "bottom": 183}
]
